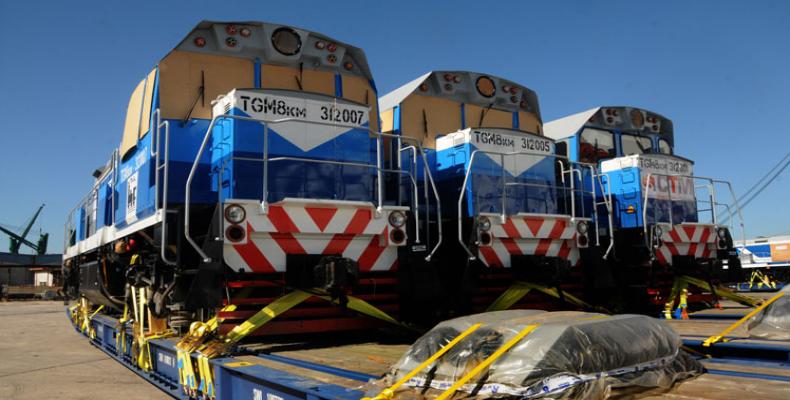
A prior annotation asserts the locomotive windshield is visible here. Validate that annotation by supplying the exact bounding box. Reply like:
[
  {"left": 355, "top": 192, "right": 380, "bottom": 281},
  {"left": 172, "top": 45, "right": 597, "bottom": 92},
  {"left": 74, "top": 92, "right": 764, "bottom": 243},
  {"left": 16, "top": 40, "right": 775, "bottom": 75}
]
[
  {"left": 658, "top": 138, "right": 672, "bottom": 154},
  {"left": 621, "top": 133, "right": 654, "bottom": 156},
  {"left": 579, "top": 128, "right": 615, "bottom": 163}
]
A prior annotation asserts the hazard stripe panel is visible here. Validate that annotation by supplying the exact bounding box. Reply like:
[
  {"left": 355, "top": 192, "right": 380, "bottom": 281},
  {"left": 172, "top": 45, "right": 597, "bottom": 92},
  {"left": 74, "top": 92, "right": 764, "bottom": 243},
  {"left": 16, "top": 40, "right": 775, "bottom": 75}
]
[
  {"left": 488, "top": 215, "right": 576, "bottom": 240},
  {"left": 656, "top": 223, "right": 718, "bottom": 266},
  {"left": 223, "top": 200, "right": 400, "bottom": 273}
]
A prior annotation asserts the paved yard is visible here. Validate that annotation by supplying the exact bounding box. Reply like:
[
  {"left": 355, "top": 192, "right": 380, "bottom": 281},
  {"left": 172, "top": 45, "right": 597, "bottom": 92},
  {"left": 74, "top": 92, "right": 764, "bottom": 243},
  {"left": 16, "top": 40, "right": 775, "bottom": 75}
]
[{"left": 0, "top": 301, "right": 167, "bottom": 400}]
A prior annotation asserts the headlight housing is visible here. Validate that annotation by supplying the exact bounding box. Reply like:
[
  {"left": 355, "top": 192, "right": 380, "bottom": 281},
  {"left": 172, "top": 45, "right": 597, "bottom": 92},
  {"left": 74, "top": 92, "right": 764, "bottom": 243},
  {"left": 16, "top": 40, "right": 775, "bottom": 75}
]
[
  {"left": 576, "top": 221, "right": 589, "bottom": 235},
  {"left": 478, "top": 216, "right": 491, "bottom": 232},
  {"left": 654, "top": 225, "right": 663, "bottom": 237},
  {"left": 224, "top": 204, "right": 246, "bottom": 224},
  {"left": 388, "top": 211, "right": 406, "bottom": 228},
  {"left": 717, "top": 228, "right": 727, "bottom": 239}
]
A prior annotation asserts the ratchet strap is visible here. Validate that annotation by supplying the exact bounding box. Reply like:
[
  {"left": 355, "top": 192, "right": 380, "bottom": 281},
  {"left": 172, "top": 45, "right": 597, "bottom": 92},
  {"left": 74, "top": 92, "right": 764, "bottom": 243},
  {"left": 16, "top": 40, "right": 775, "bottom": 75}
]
[
  {"left": 702, "top": 291, "right": 785, "bottom": 347},
  {"left": 180, "top": 288, "right": 407, "bottom": 398},
  {"left": 85, "top": 305, "right": 104, "bottom": 339},
  {"left": 71, "top": 298, "right": 103, "bottom": 338},
  {"left": 198, "top": 290, "right": 312, "bottom": 358},
  {"left": 137, "top": 331, "right": 176, "bottom": 371},
  {"left": 116, "top": 303, "right": 130, "bottom": 354},
  {"left": 313, "top": 291, "right": 411, "bottom": 329},
  {"left": 487, "top": 281, "right": 602, "bottom": 313},
  {"left": 197, "top": 354, "right": 216, "bottom": 398},
  {"left": 176, "top": 304, "right": 237, "bottom": 397}
]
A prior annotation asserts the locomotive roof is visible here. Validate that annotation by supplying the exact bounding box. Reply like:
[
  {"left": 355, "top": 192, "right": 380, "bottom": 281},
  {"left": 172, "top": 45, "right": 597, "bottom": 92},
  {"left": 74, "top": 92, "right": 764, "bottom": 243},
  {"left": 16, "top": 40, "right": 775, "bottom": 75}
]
[
  {"left": 379, "top": 70, "right": 541, "bottom": 119},
  {"left": 164, "top": 20, "right": 374, "bottom": 82},
  {"left": 544, "top": 106, "right": 674, "bottom": 144}
]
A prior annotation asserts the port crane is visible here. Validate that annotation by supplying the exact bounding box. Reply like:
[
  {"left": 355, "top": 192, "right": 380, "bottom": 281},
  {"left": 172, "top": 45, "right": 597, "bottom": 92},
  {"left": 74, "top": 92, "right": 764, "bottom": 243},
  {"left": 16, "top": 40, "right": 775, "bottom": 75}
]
[{"left": 0, "top": 204, "right": 48, "bottom": 255}]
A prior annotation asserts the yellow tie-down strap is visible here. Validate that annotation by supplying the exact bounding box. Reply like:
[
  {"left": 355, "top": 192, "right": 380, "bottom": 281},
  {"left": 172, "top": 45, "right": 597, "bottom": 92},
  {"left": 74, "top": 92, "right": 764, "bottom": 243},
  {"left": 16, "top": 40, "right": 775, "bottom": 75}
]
[
  {"left": 365, "top": 323, "right": 541, "bottom": 400},
  {"left": 176, "top": 304, "right": 237, "bottom": 397},
  {"left": 678, "top": 275, "right": 761, "bottom": 308},
  {"left": 702, "top": 291, "right": 785, "bottom": 347},
  {"left": 136, "top": 331, "right": 176, "bottom": 372},
  {"left": 175, "top": 291, "right": 312, "bottom": 398},
  {"left": 313, "top": 291, "right": 415, "bottom": 331},
  {"left": 183, "top": 288, "right": 408, "bottom": 397},
  {"left": 79, "top": 304, "right": 104, "bottom": 338},
  {"left": 487, "top": 281, "right": 601, "bottom": 313},
  {"left": 116, "top": 304, "right": 131, "bottom": 354},
  {"left": 435, "top": 324, "right": 540, "bottom": 400},
  {"left": 363, "top": 323, "right": 484, "bottom": 400},
  {"left": 199, "top": 289, "right": 408, "bottom": 358}
]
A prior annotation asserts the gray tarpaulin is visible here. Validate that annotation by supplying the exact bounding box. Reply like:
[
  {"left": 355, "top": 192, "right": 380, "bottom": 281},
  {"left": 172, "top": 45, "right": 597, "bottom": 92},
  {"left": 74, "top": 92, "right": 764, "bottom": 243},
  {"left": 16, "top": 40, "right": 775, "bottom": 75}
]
[
  {"left": 748, "top": 286, "right": 790, "bottom": 340},
  {"left": 370, "top": 310, "right": 703, "bottom": 399}
]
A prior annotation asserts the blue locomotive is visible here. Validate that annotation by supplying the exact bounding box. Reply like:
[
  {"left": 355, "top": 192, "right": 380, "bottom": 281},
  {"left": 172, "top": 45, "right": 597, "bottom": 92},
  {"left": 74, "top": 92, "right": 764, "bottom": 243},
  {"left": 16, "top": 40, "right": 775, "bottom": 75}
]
[
  {"left": 380, "top": 71, "right": 601, "bottom": 313},
  {"left": 63, "top": 21, "right": 440, "bottom": 336},
  {"left": 544, "top": 107, "right": 742, "bottom": 310}
]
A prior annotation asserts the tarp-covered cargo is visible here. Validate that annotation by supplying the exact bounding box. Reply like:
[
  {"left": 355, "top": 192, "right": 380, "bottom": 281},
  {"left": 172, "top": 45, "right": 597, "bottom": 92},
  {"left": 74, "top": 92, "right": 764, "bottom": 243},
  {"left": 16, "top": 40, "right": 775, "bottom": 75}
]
[
  {"left": 368, "top": 310, "right": 703, "bottom": 399},
  {"left": 748, "top": 287, "right": 790, "bottom": 340}
]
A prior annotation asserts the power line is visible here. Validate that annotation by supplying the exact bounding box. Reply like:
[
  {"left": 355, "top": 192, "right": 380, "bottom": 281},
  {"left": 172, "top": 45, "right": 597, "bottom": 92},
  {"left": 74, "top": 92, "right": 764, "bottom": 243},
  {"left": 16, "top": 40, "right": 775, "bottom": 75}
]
[
  {"left": 737, "top": 151, "right": 790, "bottom": 203},
  {"left": 721, "top": 151, "right": 790, "bottom": 225},
  {"left": 738, "top": 156, "right": 789, "bottom": 210}
]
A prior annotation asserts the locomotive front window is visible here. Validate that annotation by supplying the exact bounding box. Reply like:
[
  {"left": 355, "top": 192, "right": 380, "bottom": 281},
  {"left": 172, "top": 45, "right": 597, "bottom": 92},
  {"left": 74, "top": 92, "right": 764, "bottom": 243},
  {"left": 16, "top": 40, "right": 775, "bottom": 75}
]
[
  {"left": 658, "top": 138, "right": 672, "bottom": 154},
  {"left": 579, "top": 128, "right": 615, "bottom": 163},
  {"left": 621, "top": 134, "right": 653, "bottom": 156}
]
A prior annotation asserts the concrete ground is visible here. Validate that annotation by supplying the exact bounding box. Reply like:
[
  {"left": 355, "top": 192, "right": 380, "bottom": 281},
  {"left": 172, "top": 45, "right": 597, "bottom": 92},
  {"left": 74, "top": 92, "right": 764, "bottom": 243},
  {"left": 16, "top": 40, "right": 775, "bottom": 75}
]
[{"left": 0, "top": 301, "right": 167, "bottom": 400}]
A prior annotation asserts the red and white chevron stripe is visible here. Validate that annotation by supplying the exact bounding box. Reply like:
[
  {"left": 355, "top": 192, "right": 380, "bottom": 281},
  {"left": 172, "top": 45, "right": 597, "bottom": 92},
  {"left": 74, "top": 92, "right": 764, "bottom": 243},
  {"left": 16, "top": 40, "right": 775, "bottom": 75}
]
[
  {"left": 478, "top": 215, "right": 581, "bottom": 268},
  {"left": 223, "top": 200, "right": 404, "bottom": 273},
  {"left": 655, "top": 223, "right": 717, "bottom": 265}
]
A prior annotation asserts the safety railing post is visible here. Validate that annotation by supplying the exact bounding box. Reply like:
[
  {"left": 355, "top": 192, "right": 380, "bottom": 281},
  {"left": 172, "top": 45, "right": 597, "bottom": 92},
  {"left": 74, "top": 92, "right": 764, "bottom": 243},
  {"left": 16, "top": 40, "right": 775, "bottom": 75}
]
[
  {"left": 500, "top": 154, "right": 506, "bottom": 223},
  {"left": 667, "top": 175, "right": 673, "bottom": 226},
  {"left": 642, "top": 172, "right": 653, "bottom": 239},
  {"left": 262, "top": 124, "right": 269, "bottom": 213}
]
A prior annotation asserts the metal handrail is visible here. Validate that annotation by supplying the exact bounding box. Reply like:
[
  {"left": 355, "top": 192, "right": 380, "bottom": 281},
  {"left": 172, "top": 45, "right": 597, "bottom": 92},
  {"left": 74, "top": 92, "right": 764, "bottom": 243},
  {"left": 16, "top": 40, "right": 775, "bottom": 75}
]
[
  {"left": 152, "top": 110, "right": 176, "bottom": 266},
  {"left": 219, "top": 154, "right": 422, "bottom": 245},
  {"left": 596, "top": 171, "right": 615, "bottom": 260},
  {"left": 696, "top": 200, "right": 736, "bottom": 227},
  {"left": 63, "top": 147, "right": 119, "bottom": 253},
  {"left": 399, "top": 145, "right": 422, "bottom": 244},
  {"left": 456, "top": 149, "right": 597, "bottom": 260},
  {"left": 641, "top": 172, "right": 745, "bottom": 247},
  {"left": 185, "top": 112, "right": 443, "bottom": 262}
]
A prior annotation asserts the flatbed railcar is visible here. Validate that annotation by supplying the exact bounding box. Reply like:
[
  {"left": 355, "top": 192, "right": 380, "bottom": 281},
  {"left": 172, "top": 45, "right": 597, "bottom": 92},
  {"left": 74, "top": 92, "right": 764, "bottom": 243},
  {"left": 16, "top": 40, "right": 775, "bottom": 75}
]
[{"left": 73, "top": 309, "right": 790, "bottom": 400}]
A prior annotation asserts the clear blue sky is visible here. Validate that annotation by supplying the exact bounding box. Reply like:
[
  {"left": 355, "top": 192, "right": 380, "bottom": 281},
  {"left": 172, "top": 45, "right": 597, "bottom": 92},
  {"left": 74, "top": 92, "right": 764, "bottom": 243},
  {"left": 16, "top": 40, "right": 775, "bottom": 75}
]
[{"left": 1, "top": 0, "right": 788, "bottom": 253}]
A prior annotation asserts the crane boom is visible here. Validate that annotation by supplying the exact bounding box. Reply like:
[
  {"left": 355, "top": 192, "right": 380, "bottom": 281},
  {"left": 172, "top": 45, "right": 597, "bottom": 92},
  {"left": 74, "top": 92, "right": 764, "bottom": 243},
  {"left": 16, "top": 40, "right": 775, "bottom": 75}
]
[
  {"left": 3, "top": 204, "right": 47, "bottom": 254},
  {"left": 0, "top": 225, "right": 41, "bottom": 252}
]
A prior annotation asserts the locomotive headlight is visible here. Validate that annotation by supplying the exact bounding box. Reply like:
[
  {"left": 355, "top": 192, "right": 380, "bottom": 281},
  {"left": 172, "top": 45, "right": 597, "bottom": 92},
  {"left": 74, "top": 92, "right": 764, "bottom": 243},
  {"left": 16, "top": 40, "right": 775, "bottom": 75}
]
[
  {"left": 388, "top": 211, "right": 406, "bottom": 228},
  {"left": 654, "top": 225, "right": 663, "bottom": 237},
  {"left": 478, "top": 216, "right": 491, "bottom": 232},
  {"left": 717, "top": 228, "right": 727, "bottom": 239},
  {"left": 576, "top": 220, "right": 589, "bottom": 235},
  {"left": 224, "top": 204, "right": 246, "bottom": 224},
  {"left": 271, "top": 27, "right": 302, "bottom": 56}
]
